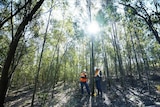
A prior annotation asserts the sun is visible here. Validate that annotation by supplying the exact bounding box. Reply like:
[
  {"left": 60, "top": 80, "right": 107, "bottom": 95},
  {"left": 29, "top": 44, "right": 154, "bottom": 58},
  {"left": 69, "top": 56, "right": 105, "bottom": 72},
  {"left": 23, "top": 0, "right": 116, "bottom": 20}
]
[{"left": 87, "top": 21, "right": 100, "bottom": 35}]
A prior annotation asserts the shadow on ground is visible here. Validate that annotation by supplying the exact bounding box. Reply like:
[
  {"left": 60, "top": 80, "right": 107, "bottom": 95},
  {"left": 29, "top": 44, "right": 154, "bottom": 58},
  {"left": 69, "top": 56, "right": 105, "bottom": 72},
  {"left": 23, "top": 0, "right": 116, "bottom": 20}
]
[
  {"left": 4, "top": 74, "right": 160, "bottom": 107},
  {"left": 63, "top": 79, "right": 160, "bottom": 107}
]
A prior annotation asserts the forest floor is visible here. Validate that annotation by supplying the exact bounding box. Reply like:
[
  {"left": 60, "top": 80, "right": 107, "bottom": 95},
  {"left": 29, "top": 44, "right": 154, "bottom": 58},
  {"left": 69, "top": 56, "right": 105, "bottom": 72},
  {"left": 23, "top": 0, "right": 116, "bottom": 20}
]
[{"left": 4, "top": 72, "right": 160, "bottom": 107}]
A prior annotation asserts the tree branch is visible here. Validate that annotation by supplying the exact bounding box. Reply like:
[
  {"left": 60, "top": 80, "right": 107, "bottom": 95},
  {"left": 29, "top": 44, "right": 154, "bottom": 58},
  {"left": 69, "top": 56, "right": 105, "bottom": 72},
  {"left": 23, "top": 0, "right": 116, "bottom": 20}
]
[
  {"left": 0, "top": 0, "right": 32, "bottom": 29},
  {"left": 119, "top": 2, "right": 160, "bottom": 44}
]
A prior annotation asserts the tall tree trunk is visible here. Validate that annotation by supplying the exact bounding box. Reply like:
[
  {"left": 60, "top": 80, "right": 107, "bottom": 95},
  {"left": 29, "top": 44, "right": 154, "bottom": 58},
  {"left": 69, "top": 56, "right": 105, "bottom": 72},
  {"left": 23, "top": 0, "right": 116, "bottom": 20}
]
[
  {"left": 143, "top": 53, "right": 151, "bottom": 93},
  {"left": 130, "top": 29, "right": 141, "bottom": 79},
  {"left": 123, "top": 24, "right": 132, "bottom": 76},
  {"left": 111, "top": 23, "right": 125, "bottom": 87},
  {"left": 31, "top": 0, "right": 50, "bottom": 106},
  {"left": 128, "top": 50, "right": 132, "bottom": 76},
  {"left": 90, "top": 36, "right": 95, "bottom": 96},
  {"left": 135, "top": 29, "right": 151, "bottom": 92},
  {"left": 55, "top": 46, "right": 60, "bottom": 84},
  {"left": 87, "top": 0, "right": 95, "bottom": 96},
  {"left": 63, "top": 59, "right": 67, "bottom": 86},
  {"left": 0, "top": 1, "right": 44, "bottom": 106},
  {"left": 104, "top": 52, "right": 111, "bottom": 88},
  {"left": 110, "top": 25, "right": 118, "bottom": 79},
  {"left": 52, "top": 45, "right": 60, "bottom": 87},
  {"left": 102, "top": 39, "right": 111, "bottom": 88},
  {"left": 134, "top": 30, "right": 145, "bottom": 74},
  {"left": 46, "top": 36, "right": 61, "bottom": 83},
  {"left": 114, "top": 54, "right": 118, "bottom": 79}
]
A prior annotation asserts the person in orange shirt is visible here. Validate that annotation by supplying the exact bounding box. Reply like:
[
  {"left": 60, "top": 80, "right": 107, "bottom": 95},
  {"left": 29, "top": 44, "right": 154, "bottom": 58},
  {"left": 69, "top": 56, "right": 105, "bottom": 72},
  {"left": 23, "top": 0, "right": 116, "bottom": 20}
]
[
  {"left": 94, "top": 68, "right": 102, "bottom": 96},
  {"left": 80, "top": 70, "right": 90, "bottom": 95}
]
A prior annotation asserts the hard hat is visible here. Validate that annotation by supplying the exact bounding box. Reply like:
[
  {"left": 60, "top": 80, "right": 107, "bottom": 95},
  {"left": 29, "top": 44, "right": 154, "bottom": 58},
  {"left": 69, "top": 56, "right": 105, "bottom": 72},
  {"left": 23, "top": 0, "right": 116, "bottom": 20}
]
[
  {"left": 83, "top": 69, "right": 86, "bottom": 72},
  {"left": 95, "top": 67, "right": 99, "bottom": 70}
]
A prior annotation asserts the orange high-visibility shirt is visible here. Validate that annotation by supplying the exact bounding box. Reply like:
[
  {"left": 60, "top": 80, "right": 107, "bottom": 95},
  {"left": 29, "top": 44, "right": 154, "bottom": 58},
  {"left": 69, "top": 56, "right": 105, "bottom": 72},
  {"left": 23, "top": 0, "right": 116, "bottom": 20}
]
[{"left": 80, "top": 72, "right": 87, "bottom": 82}]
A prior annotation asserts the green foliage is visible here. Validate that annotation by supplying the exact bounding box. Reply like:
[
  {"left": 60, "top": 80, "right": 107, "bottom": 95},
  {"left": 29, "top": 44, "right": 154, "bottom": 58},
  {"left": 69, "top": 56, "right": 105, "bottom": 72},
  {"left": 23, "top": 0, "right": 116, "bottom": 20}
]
[
  {"left": 0, "top": 36, "right": 9, "bottom": 62},
  {"left": 96, "top": 9, "right": 108, "bottom": 26},
  {"left": 124, "top": 6, "right": 137, "bottom": 16},
  {"left": 37, "top": 92, "right": 48, "bottom": 106}
]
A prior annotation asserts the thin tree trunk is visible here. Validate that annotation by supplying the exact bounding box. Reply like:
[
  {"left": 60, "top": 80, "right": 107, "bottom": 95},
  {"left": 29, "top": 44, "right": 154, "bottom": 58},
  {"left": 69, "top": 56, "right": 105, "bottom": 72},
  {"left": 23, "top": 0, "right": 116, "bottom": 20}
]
[
  {"left": 134, "top": 29, "right": 151, "bottom": 93},
  {"left": 111, "top": 23, "right": 125, "bottom": 87},
  {"left": 123, "top": 24, "right": 132, "bottom": 76},
  {"left": 63, "top": 59, "right": 67, "bottom": 85},
  {"left": 90, "top": 36, "right": 95, "bottom": 96},
  {"left": 46, "top": 36, "right": 61, "bottom": 83},
  {"left": 87, "top": 0, "right": 95, "bottom": 96},
  {"left": 143, "top": 53, "right": 151, "bottom": 93},
  {"left": 31, "top": 0, "right": 51, "bottom": 106},
  {"left": 55, "top": 46, "right": 60, "bottom": 84},
  {"left": 130, "top": 29, "right": 141, "bottom": 79},
  {"left": 102, "top": 39, "right": 111, "bottom": 88}
]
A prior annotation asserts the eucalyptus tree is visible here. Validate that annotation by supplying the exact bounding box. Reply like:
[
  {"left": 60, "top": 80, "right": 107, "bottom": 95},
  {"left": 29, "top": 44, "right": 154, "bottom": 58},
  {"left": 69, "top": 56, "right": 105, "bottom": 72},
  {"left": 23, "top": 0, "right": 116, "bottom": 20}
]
[
  {"left": 122, "top": 21, "right": 133, "bottom": 76},
  {"left": 32, "top": 0, "right": 87, "bottom": 92},
  {"left": 31, "top": 0, "right": 63, "bottom": 105},
  {"left": 96, "top": 0, "right": 115, "bottom": 87},
  {"left": 120, "top": 0, "right": 160, "bottom": 44},
  {"left": 98, "top": 0, "right": 126, "bottom": 86},
  {"left": 0, "top": 0, "right": 44, "bottom": 106},
  {"left": 121, "top": 0, "right": 160, "bottom": 93},
  {"left": 125, "top": 19, "right": 142, "bottom": 79}
]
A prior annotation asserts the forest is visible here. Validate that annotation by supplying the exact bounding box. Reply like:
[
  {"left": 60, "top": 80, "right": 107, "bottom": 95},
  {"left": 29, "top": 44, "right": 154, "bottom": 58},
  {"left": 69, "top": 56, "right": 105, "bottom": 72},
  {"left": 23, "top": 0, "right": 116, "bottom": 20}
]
[{"left": 0, "top": 0, "right": 160, "bottom": 107}]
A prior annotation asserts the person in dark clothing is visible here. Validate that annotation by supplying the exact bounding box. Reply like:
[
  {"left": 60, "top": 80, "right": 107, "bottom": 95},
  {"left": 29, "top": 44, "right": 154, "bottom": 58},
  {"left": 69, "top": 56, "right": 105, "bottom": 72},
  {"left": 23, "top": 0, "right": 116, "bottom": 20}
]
[{"left": 94, "top": 68, "right": 102, "bottom": 96}]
